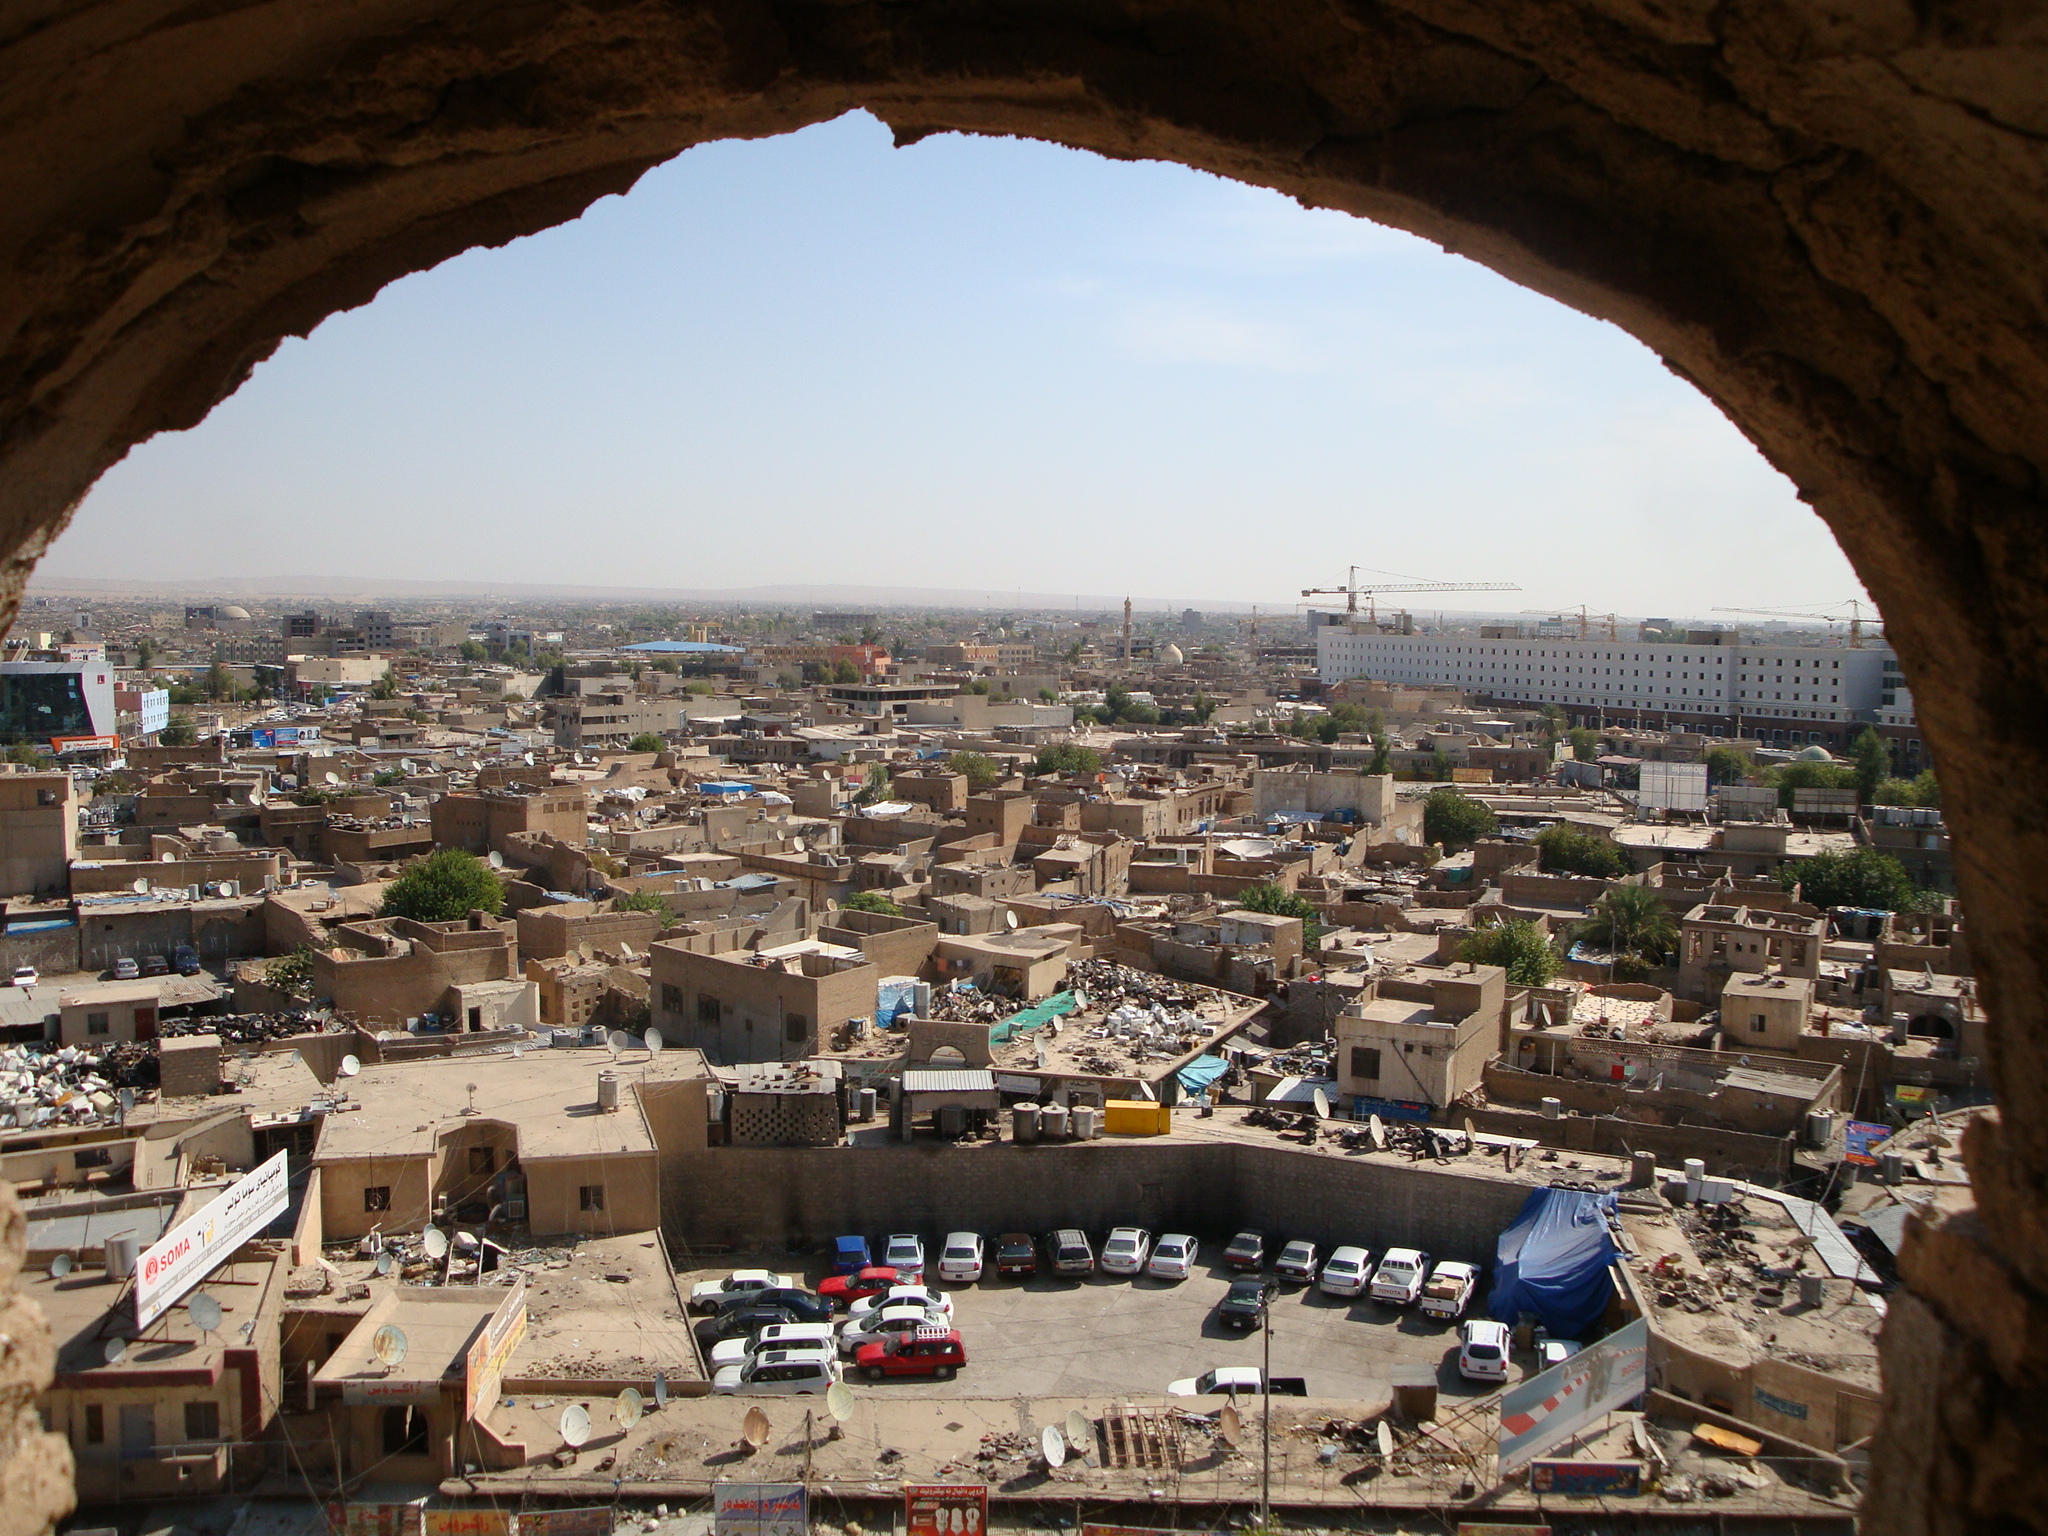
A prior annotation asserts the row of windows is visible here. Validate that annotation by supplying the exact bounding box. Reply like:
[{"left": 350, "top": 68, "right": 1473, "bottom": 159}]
[
  {"left": 80, "top": 1400, "right": 218, "bottom": 1444},
  {"left": 367, "top": 1180, "right": 602, "bottom": 1211}
]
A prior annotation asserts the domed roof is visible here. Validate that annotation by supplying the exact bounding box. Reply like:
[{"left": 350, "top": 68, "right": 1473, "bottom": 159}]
[
  {"left": 1796, "top": 743, "right": 1835, "bottom": 761},
  {"left": 219, "top": 604, "right": 252, "bottom": 620},
  {"left": 1159, "top": 642, "right": 1185, "bottom": 666}
]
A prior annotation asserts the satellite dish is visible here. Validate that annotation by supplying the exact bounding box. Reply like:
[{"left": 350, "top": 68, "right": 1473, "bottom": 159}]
[
  {"left": 400, "top": 760, "right": 415, "bottom": 775},
  {"left": 131, "top": 877, "right": 149, "bottom": 894},
  {"left": 103, "top": 1337, "right": 128, "bottom": 1366},
  {"left": 523, "top": 752, "right": 535, "bottom": 767},
  {"left": 374, "top": 1251, "right": 395, "bottom": 1277},
  {"left": 1313, "top": 1086, "right": 1331, "bottom": 1120},
  {"left": 560, "top": 1404, "right": 592, "bottom": 1448},
  {"left": 654, "top": 1370, "right": 670, "bottom": 1409},
  {"left": 423, "top": 1227, "right": 448, "bottom": 1259},
  {"left": 48, "top": 1255, "right": 72, "bottom": 1280},
  {"left": 1042, "top": 1425, "right": 1067, "bottom": 1468},
  {"left": 118, "top": 1087, "right": 135, "bottom": 1114},
  {"left": 1216, "top": 1403, "right": 1241, "bottom": 1448},
  {"left": 338, "top": 1055, "right": 361, "bottom": 1078},
  {"left": 1376, "top": 1420, "right": 1394, "bottom": 1459},
  {"left": 325, "top": 772, "right": 341, "bottom": 786},
  {"left": 741, "top": 1406, "right": 771, "bottom": 1450},
  {"left": 826, "top": 1383, "right": 854, "bottom": 1424},
  {"left": 371, "top": 1324, "right": 409, "bottom": 1368},
  {"left": 1065, "top": 1410, "right": 1092, "bottom": 1459},
  {"left": 791, "top": 837, "right": 806, "bottom": 854},
  {"left": 1369, "top": 1113, "right": 1386, "bottom": 1150},
  {"left": 615, "top": 1388, "right": 644, "bottom": 1430},
  {"left": 577, "top": 942, "right": 595, "bottom": 964},
  {"left": 188, "top": 1292, "right": 223, "bottom": 1333},
  {"left": 511, "top": 1046, "right": 524, "bottom": 1060},
  {"left": 488, "top": 850, "right": 506, "bottom": 869},
  {"left": 619, "top": 943, "right": 637, "bottom": 962},
  {"left": 1006, "top": 910, "right": 1019, "bottom": 930},
  {"left": 644, "top": 1027, "right": 664, "bottom": 1056},
  {"left": 607, "top": 1030, "right": 630, "bottom": 1058}
]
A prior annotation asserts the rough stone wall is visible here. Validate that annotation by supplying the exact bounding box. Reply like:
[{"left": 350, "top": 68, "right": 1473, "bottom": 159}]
[{"left": 0, "top": 1186, "right": 73, "bottom": 1536}]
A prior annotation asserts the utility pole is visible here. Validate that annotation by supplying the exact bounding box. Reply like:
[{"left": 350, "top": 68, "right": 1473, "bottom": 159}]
[{"left": 1261, "top": 1295, "right": 1273, "bottom": 1526}]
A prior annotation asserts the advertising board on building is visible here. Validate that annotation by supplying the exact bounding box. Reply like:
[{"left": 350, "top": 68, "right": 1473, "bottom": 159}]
[
  {"left": 49, "top": 734, "right": 119, "bottom": 753},
  {"left": 464, "top": 1277, "right": 528, "bottom": 1419},
  {"left": 1498, "top": 1317, "right": 1650, "bottom": 1473},
  {"left": 423, "top": 1513, "right": 513, "bottom": 1536},
  {"left": 1843, "top": 1120, "right": 1893, "bottom": 1166},
  {"left": 341, "top": 1375, "right": 440, "bottom": 1407},
  {"left": 334, "top": 1505, "right": 422, "bottom": 1536},
  {"left": 714, "top": 1484, "right": 806, "bottom": 1536},
  {"left": 516, "top": 1513, "right": 613, "bottom": 1536},
  {"left": 1348, "top": 1095, "right": 1432, "bottom": 1124},
  {"left": 1639, "top": 761, "right": 1709, "bottom": 813},
  {"left": 905, "top": 1484, "right": 987, "bottom": 1536},
  {"left": 1529, "top": 1459, "right": 1642, "bottom": 1496},
  {"left": 136, "top": 1148, "right": 290, "bottom": 1327}
]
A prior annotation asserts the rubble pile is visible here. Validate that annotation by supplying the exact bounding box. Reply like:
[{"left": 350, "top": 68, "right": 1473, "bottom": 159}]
[
  {"left": 0, "top": 1043, "right": 139, "bottom": 1125},
  {"left": 1065, "top": 958, "right": 1208, "bottom": 1012},
  {"left": 162, "top": 1010, "right": 327, "bottom": 1046},
  {"left": 926, "top": 990, "right": 1009, "bottom": 1024}
]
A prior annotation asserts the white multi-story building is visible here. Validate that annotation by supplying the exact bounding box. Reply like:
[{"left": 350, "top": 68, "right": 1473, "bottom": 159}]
[{"left": 1314, "top": 618, "right": 1892, "bottom": 748}]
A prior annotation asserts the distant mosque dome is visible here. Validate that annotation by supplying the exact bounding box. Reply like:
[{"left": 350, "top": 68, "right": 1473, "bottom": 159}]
[
  {"left": 219, "top": 604, "right": 252, "bottom": 620},
  {"left": 1797, "top": 743, "right": 1835, "bottom": 761},
  {"left": 1159, "top": 643, "right": 1185, "bottom": 666}
]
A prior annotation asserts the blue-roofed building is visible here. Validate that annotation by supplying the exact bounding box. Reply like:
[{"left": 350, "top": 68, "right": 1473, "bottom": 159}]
[{"left": 619, "top": 640, "right": 746, "bottom": 656}]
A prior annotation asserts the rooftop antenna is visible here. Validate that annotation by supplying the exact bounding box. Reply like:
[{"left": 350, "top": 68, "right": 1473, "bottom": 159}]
[
  {"left": 338, "top": 1054, "right": 361, "bottom": 1078},
  {"left": 374, "top": 1251, "right": 395, "bottom": 1277},
  {"left": 644, "top": 1027, "right": 664, "bottom": 1056},
  {"left": 188, "top": 1292, "right": 223, "bottom": 1336},
  {"left": 423, "top": 1227, "right": 449, "bottom": 1260},
  {"left": 462, "top": 1082, "right": 479, "bottom": 1115},
  {"left": 103, "top": 1337, "right": 128, "bottom": 1366},
  {"left": 371, "top": 1324, "right": 408, "bottom": 1372},
  {"left": 559, "top": 1403, "right": 592, "bottom": 1448},
  {"left": 48, "top": 1254, "right": 72, "bottom": 1281},
  {"left": 1042, "top": 1424, "right": 1067, "bottom": 1469},
  {"left": 614, "top": 1388, "right": 644, "bottom": 1431},
  {"left": 1065, "top": 1410, "right": 1092, "bottom": 1462},
  {"left": 654, "top": 1370, "right": 669, "bottom": 1410},
  {"left": 740, "top": 1406, "right": 771, "bottom": 1454}
]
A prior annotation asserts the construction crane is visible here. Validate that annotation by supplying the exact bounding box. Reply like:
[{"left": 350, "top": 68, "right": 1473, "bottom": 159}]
[
  {"left": 1521, "top": 605, "right": 1618, "bottom": 641},
  {"left": 1711, "top": 600, "right": 1877, "bottom": 647},
  {"left": 1300, "top": 566, "right": 1521, "bottom": 624}
]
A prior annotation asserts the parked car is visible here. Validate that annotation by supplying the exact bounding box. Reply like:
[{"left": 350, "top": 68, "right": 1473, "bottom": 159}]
[
  {"left": 937, "top": 1232, "right": 985, "bottom": 1284},
  {"left": 712, "top": 1345, "right": 842, "bottom": 1395},
  {"left": 1418, "top": 1261, "right": 1481, "bottom": 1322},
  {"left": 689, "top": 1270, "right": 795, "bottom": 1313},
  {"left": 8, "top": 966, "right": 37, "bottom": 988},
  {"left": 1100, "top": 1227, "right": 1152, "bottom": 1276},
  {"left": 171, "top": 944, "right": 202, "bottom": 976},
  {"left": 746, "top": 1287, "right": 833, "bottom": 1323},
  {"left": 1274, "top": 1239, "right": 1319, "bottom": 1284},
  {"left": 832, "top": 1235, "right": 873, "bottom": 1275},
  {"left": 855, "top": 1326, "right": 967, "bottom": 1381},
  {"left": 1369, "top": 1248, "right": 1431, "bottom": 1306},
  {"left": 820, "top": 1266, "right": 901, "bottom": 1309},
  {"left": 1168, "top": 1367, "right": 1307, "bottom": 1396},
  {"left": 847, "top": 1285, "right": 954, "bottom": 1323},
  {"left": 1217, "top": 1276, "right": 1276, "bottom": 1331},
  {"left": 1147, "top": 1234, "right": 1199, "bottom": 1282},
  {"left": 140, "top": 952, "right": 169, "bottom": 976},
  {"left": 884, "top": 1233, "right": 926, "bottom": 1281},
  {"left": 1317, "top": 1246, "right": 1373, "bottom": 1298},
  {"left": 840, "top": 1303, "right": 947, "bottom": 1357},
  {"left": 994, "top": 1232, "right": 1038, "bottom": 1279},
  {"left": 699, "top": 1305, "right": 800, "bottom": 1345},
  {"left": 1046, "top": 1229, "right": 1095, "bottom": 1278},
  {"left": 1458, "top": 1320, "right": 1512, "bottom": 1382},
  {"left": 111, "top": 957, "right": 139, "bottom": 981},
  {"left": 709, "top": 1322, "right": 837, "bottom": 1369},
  {"left": 1224, "top": 1231, "right": 1266, "bottom": 1270}
]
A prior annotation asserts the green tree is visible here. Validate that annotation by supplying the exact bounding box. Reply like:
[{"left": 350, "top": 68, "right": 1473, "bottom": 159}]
[
  {"left": 1911, "top": 768, "right": 1941, "bottom": 807},
  {"left": 611, "top": 889, "right": 674, "bottom": 916},
  {"left": 263, "top": 945, "right": 317, "bottom": 1000},
  {"left": 372, "top": 768, "right": 407, "bottom": 787},
  {"left": 1034, "top": 742, "right": 1103, "bottom": 776},
  {"left": 205, "top": 647, "right": 231, "bottom": 702},
  {"left": 627, "top": 733, "right": 667, "bottom": 754},
  {"left": 367, "top": 671, "right": 399, "bottom": 700},
  {"left": 1761, "top": 759, "right": 1857, "bottom": 809},
  {"left": 4, "top": 742, "right": 54, "bottom": 767},
  {"left": 1038, "top": 688, "right": 1057, "bottom": 703},
  {"left": 842, "top": 891, "right": 903, "bottom": 917},
  {"left": 1536, "top": 703, "right": 1565, "bottom": 742},
  {"left": 1706, "top": 746, "right": 1755, "bottom": 787},
  {"left": 1778, "top": 847, "right": 1915, "bottom": 910},
  {"left": 1368, "top": 733, "right": 1392, "bottom": 775},
  {"left": 1235, "top": 882, "right": 1322, "bottom": 954},
  {"left": 685, "top": 678, "right": 716, "bottom": 695},
  {"left": 1461, "top": 919, "right": 1563, "bottom": 986},
  {"left": 1577, "top": 884, "right": 1679, "bottom": 974},
  {"left": 1429, "top": 747, "right": 1454, "bottom": 781},
  {"left": 158, "top": 721, "right": 197, "bottom": 746},
  {"left": 1192, "top": 692, "right": 1217, "bottom": 724},
  {"left": 1423, "top": 788, "right": 1498, "bottom": 850},
  {"left": 853, "top": 765, "right": 892, "bottom": 806},
  {"left": 963, "top": 678, "right": 992, "bottom": 696},
  {"left": 458, "top": 640, "right": 487, "bottom": 662},
  {"left": 1568, "top": 728, "right": 1600, "bottom": 762},
  {"left": 832, "top": 660, "right": 861, "bottom": 684},
  {"left": 948, "top": 751, "right": 1001, "bottom": 792},
  {"left": 135, "top": 637, "right": 154, "bottom": 669},
  {"left": 380, "top": 849, "right": 506, "bottom": 923},
  {"left": 776, "top": 672, "right": 800, "bottom": 690},
  {"left": 1851, "top": 726, "right": 1891, "bottom": 804},
  {"left": 1533, "top": 824, "right": 1629, "bottom": 878}
]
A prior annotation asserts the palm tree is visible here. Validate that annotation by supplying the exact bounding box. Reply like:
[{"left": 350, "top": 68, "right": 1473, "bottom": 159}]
[{"left": 1577, "top": 884, "right": 1678, "bottom": 971}]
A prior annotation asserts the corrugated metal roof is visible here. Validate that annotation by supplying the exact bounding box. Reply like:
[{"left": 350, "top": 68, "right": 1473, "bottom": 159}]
[{"left": 901, "top": 1068, "right": 997, "bottom": 1094}]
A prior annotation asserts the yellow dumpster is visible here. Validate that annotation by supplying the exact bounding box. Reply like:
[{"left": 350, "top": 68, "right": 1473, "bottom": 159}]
[{"left": 1102, "top": 1099, "right": 1171, "bottom": 1136}]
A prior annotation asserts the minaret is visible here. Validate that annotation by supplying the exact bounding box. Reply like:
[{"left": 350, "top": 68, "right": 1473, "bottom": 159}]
[{"left": 1121, "top": 596, "right": 1133, "bottom": 664}]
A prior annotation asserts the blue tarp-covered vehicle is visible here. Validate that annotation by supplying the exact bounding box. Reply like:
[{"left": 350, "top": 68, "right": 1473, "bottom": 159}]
[{"left": 1487, "top": 1187, "right": 1622, "bottom": 1339}]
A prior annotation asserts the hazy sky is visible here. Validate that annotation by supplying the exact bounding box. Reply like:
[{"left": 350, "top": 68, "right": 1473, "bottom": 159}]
[{"left": 51, "top": 110, "right": 1866, "bottom": 616}]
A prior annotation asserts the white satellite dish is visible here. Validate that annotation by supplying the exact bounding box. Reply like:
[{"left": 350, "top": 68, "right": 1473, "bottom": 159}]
[
  {"left": 1042, "top": 1425, "right": 1067, "bottom": 1468},
  {"left": 1006, "top": 909, "right": 1019, "bottom": 930},
  {"left": 103, "top": 1337, "right": 128, "bottom": 1366},
  {"left": 618, "top": 943, "right": 636, "bottom": 961},
  {"left": 741, "top": 1406, "right": 771, "bottom": 1450},
  {"left": 338, "top": 1055, "right": 361, "bottom": 1078},
  {"left": 644, "top": 1027, "right": 664, "bottom": 1056},
  {"left": 1369, "top": 1113, "right": 1386, "bottom": 1150},
  {"left": 791, "top": 836, "right": 806, "bottom": 854},
  {"left": 48, "top": 1254, "right": 72, "bottom": 1280},
  {"left": 577, "top": 942, "right": 595, "bottom": 964},
  {"left": 560, "top": 1403, "right": 592, "bottom": 1448},
  {"left": 488, "top": 851, "right": 505, "bottom": 868},
  {"left": 1313, "top": 1086, "right": 1331, "bottom": 1120},
  {"left": 400, "top": 759, "right": 416, "bottom": 776},
  {"left": 131, "top": 877, "right": 148, "bottom": 894},
  {"left": 374, "top": 1251, "right": 395, "bottom": 1277},
  {"left": 607, "top": 1030, "right": 630, "bottom": 1058},
  {"left": 654, "top": 1370, "right": 669, "bottom": 1409},
  {"left": 826, "top": 1383, "right": 854, "bottom": 1423},
  {"left": 615, "top": 1388, "right": 644, "bottom": 1430},
  {"left": 1376, "top": 1420, "right": 1394, "bottom": 1458},
  {"left": 324, "top": 772, "right": 341, "bottom": 786},
  {"left": 523, "top": 752, "right": 535, "bottom": 767},
  {"left": 371, "top": 1324, "right": 409, "bottom": 1368},
  {"left": 423, "top": 1227, "right": 448, "bottom": 1259},
  {"left": 188, "top": 1292, "right": 223, "bottom": 1333},
  {"left": 1065, "top": 1410, "right": 1092, "bottom": 1459}
]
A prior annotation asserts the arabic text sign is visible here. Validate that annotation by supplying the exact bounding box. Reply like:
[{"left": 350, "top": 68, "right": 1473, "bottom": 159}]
[
  {"left": 1498, "top": 1317, "right": 1649, "bottom": 1473},
  {"left": 136, "top": 1149, "right": 290, "bottom": 1327},
  {"left": 715, "top": 1484, "right": 807, "bottom": 1536},
  {"left": 517, "top": 1513, "right": 613, "bottom": 1536},
  {"left": 1844, "top": 1120, "right": 1893, "bottom": 1166},
  {"left": 464, "top": 1277, "right": 528, "bottom": 1419},
  {"left": 906, "top": 1485, "right": 987, "bottom": 1536},
  {"left": 1529, "top": 1459, "right": 1642, "bottom": 1496},
  {"left": 423, "top": 1514, "right": 512, "bottom": 1536}
]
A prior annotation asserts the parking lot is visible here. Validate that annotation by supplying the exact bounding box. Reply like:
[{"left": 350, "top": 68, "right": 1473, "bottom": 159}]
[{"left": 685, "top": 1237, "right": 1526, "bottom": 1403}]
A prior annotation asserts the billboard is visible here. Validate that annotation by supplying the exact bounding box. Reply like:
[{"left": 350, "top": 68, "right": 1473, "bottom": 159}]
[
  {"left": 1791, "top": 786, "right": 1858, "bottom": 816},
  {"left": 136, "top": 1148, "right": 290, "bottom": 1327},
  {"left": 1717, "top": 785, "right": 1779, "bottom": 822},
  {"left": 1498, "top": 1317, "right": 1649, "bottom": 1472},
  {"left": 715, "top": 1485, "right": 806, "bottom": 1536},
  {"left": 252, "top": 725, "right": 322, "bottom": 750},
  {"left": 464, "top": 1278, "right": 528, "bottom": 1418},
  {"left": 1529, "top": 1460, "right": 1642, "bottom": 1495},
  {"left": 518, "top": 1514, "right": 612, "bottom": 1536},
  {"left": 1638, "top": 761, "right": 1709, "bottom": 813},
  {"left": 906, "top": 1485, "right": 987, "bottom": 1536},
  {"left": 423, "top": 1515, "right": 512, "bottom": 1536},
  {"left": 1844, "top": 1120, "right": 1893, "bottom": 1166}
]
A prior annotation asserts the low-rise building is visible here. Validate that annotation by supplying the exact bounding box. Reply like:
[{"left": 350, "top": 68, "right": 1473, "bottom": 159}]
[
  {"left": 1334, "top": 962, "right": 1506, "bottom": 1114},
  {"left": 649, "top": 940, "right": 879, "bottom": 1063}
]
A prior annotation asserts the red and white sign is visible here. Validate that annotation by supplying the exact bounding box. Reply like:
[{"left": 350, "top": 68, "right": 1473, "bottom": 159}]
[{"left": 136, "top": 1149, "right": 290, "bottom": 1327}]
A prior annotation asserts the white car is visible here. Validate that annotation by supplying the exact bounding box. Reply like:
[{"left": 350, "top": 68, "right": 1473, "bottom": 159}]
[
  {"left": 1418, "top": 1261, "right": 1480, "bottom": 1321},
  {"left": 689, "top": 1268, "right": 795, "bottom": 1312},
  {"left": 1369, "top": 1248, "right": 1430, "bottom": 1306},
  {"left": 1168, "top": 1366, "right": 1266, "bottom": 1397},
  {"left": 847, "top": 1285, "right": 953, "bottom": 1323},
  {"left": 884, "top": 1233, "right": 926, "bottom": 1281},
  {"left": 1147, "top": 1234, "right": 1199, "bottom": 1281},
  {"left": 1458, "top": 1320, "right": 1512, "bottom": 1382},
  {"left": 840, "top": 1303, "right": 945, "bottom": 1357},
  {"left": 1317, "top": 1245, "right": 1373, "bottom": 1298},
  {"left": 712, "top": 1345, "right": 842, "bottom": 1395},
  {"left": 1100, "top": 1227, "right": 1152, "bottom": 1276},
  {"left": 708, "top": 1322, "right": 836, "bottom": 1369},
  {"left": 8, "top": 966, "right": 36, "bottom": 988},
  {"left": 937, "top": 1231, "right": 985, "bottom": 1284}
]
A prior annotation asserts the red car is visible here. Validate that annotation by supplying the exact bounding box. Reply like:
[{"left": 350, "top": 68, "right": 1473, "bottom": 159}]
[
  {"left": 819, "top": 1266, "right": 901, "bottom": 1309},
  {"left": 854, "top": 1326, "right": 966, "bottom": 1381}
]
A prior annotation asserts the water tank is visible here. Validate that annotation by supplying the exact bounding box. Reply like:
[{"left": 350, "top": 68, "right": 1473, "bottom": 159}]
[
  {"left": 1880, "top": 1150, "right": 1907, "bottom": 1185},
  {"left": 853, "top": 1087, "right": 877, "bottom": 1123},
  {"left": 1073, "top": 1103, "right": 1101, "bottom": 1140},
  {"left": 597, "top": 1071, "right": 620, "bottom": 1113},
  {"left": 104, "top": 1233, "right": 138, "bottom": 1280},
  {"left": 1011, "top": 1102, "right": 1041, "bottom": 1143},
  {"left": 1798, "top": 1273, "right": 1826, "bottom": 1308},
  {"left": 1040, "top": 1102, "right": 1070, "bottom": 1140},
  {"left": 1683, "top": 1157, "right": 1707, "bottom": 1200},
  {"left": 1805, "top": 1110, "right": 1837, "bottom": 1148},
  {"left": 1540, "top": 1096, "right": 1563, "bottom": 1120}
]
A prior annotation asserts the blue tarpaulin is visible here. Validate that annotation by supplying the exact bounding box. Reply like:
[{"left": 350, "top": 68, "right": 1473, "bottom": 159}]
[
  {"left": 1488, "top": 1187, "right": 1622, "bottom": 1338},
  {"left": 1175, "top": 1054, "right": 1230, "bottom": 1097}
]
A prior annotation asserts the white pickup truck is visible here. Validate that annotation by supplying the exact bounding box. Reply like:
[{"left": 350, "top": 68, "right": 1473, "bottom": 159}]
[
  {"left": 689, "top": 1268, "right": 795, "bottom": 1312},
  {"left": 1417, "top": 1260, "right": 1480, "bottom": 1321},
  {"left": 1368, "top": 1248, "right": 1431, "bottom": 1306}
]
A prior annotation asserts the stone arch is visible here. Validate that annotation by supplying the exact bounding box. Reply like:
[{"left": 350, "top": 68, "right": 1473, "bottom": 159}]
[{"left": 2, "top": 7, "right": 2045, "bottom": 1532}]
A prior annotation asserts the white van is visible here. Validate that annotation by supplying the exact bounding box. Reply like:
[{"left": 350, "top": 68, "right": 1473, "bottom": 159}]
[
  {"left": 708, "top": 1322, "right": 836, "bottom": 1369},
  {"left": 1458, "top": 1320, "right": 1512, "bottom": 1382},
  {"left": 712, "top": 1345, "right": 843, "bottom": 1395}
]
